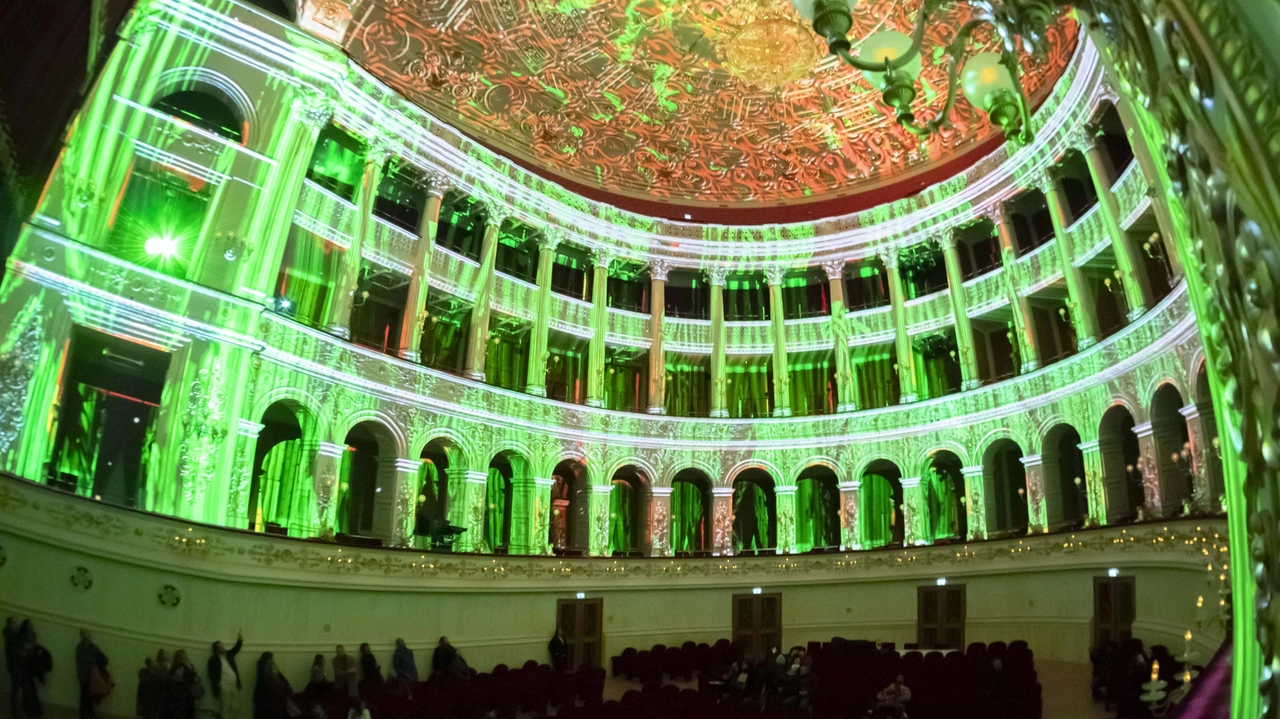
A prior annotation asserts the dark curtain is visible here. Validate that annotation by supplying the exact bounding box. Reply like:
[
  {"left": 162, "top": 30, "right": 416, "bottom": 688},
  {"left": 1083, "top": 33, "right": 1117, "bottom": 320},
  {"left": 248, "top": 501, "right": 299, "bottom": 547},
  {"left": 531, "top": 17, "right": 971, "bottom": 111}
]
[
  {"left": 861, "top": 474, "right": 897, "bottom": 548},
  {"left": 726, "top": 356, "right": 771, "bottom": 419},
  {"left": 608, "top": 481, "right": 633, "bottom": 554},
  {"left": 789, "top": 351, "right": 835, "bottom": 416},
  {"left": 732, "top": 481, "right": 769, "bottom": 553},
  {"left": 852, "top": 345, "right": 896, "bottom": 409},
  {"left": 671, "top": 482, "right": 705, "bottom": 552},
  {"left": 796, "top": 478, "right": 840, "bottom": 551},
  {"left": 665, "top": 356, "right": 711, "bottom": 417}
]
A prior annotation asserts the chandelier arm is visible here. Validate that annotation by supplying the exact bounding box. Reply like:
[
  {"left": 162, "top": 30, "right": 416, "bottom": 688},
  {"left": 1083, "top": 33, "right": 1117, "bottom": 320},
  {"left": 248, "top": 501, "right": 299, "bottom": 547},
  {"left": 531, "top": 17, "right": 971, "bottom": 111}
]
[
  {"left": 833, "top": 0, "right": 934, "bottom": 72},
  {"left": 1003, "top": 50, "right": 1037, "bottom": 144},
  {"left": 894, "top": 16, "right": 990, "bottom": 136}
]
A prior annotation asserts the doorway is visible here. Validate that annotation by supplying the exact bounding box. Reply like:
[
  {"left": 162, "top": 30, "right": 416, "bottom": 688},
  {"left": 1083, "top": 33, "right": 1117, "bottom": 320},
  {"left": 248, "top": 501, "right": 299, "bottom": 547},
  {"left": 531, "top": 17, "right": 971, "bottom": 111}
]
[
  {"left": 557, "top": 597, "right": 603, "bottom": 670},
  {"left": 732, "top": 592, "right": 782, "bottom": 659},
  {"left": 917, "top": 584, "right": 966, "bottom": 650},
  {"left": 1093, "top": 575, "right": 1136, "bottom": 649}
]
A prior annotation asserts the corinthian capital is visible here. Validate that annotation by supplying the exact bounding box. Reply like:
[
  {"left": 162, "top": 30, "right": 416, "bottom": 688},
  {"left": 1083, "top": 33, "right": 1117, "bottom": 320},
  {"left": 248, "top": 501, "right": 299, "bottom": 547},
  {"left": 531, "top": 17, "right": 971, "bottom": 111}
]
[
  {"left": 820, "top": 260, "right": 846, "bottom": 281},
  {"left": 649, "top": 260, "right": 671, "bottom": 282},
  {"left": 591, "top": 247, "right": 616, "bottom": 270},
  {"left": 763, "top": 265, "right": 788, "bottom": 286},
  {"left": 877, "top": 246, "right": 901, "bottom": 270},
  {"left": 537, "top": 228, "right": 563, "bottom": 252},
  {"left": 705, "top": 266, "right": 731, "bottom": 286}
]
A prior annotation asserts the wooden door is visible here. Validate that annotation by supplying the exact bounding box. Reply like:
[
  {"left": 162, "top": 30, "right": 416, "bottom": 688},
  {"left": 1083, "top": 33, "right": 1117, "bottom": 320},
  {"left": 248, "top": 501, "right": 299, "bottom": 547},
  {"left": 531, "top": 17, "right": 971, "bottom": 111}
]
[
  {"left": 1093, "top": 576, "right": 1136, "bottom": 649},
  {"left": 732, "top": 593, "right": 782, "bottom": 658},
  {"left": 557, "top": 598, "right": 604, "bottom": 669},
  {"left": 917, "top": 584, "right": 966, "bottom": 649}
]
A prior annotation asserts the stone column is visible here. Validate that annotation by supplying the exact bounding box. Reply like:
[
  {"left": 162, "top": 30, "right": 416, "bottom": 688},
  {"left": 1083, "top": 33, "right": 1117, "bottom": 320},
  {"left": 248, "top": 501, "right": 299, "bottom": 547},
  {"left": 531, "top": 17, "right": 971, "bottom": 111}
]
[
  {"left": 938, "top": 233, "right": 981, "bottom": 390},
  {"left": 244, "top": 93, "right": 333, "bottom": 299},
  {"left": 1019, "top": 454, "right": 1048, "bottom": 533},
  {"left": 228, "top": 419, "right": 264, "bottom": 530},
  {"left": 822, "top": 261, "right": 859, "bottom": 412},
  {"left": 392, "top": 458, "right": 424, "bottom": 548},
  {"left": 1132, "top": 422, "right": 1164, "bottom": 518},
  {"left": 647, "top": 261, "right": 670, "bottom": 414},
  {"left": 878, "top": 248, "right": 918, "bottom": 403},
  {"left": 509, "top": 475, "right": 537, "bottom": 555},
  {"left": 649, "top": 486, "right": 673, "bottom": 557},
  {"left": 587, "top": 249, "right": 614, "bottom": 408},
  {"left": 463, "top": 207, "right": 504, "bottom": 381},
  {"left": 525, "top": 231, "right": 561, "bottom": 395},
  {"left": 397, "top": 179, "right": 449, "bottom": 362},
  {"left": 531, "top": 477, "right": 555, "bottom": 555},
  {"left": 1040, "top": 175, "right": 1101, "bottom": 349},
  {"left": 900, "top": 476, "right": 931, "bottom": 546},
  {"left": 709, "top": 267, "right": 730, "bottom": 418},
  {"left": 992, "top": 207, "right": 1042, "bottom": 373},
  {"left": 711, "top": 487, "right": 734, "bottom": 555},
  {"left": 1076, "top": 128, "right": 1153, "bottom": 320},
  {"left": 960, "top": 465, "right": 987, "bottom": 540},
  {"left": 774, "top": 485, "right": 796, "bottom": 554},
  {"left": 1078, "top": 439, "right": 1107, "bottom": 527},
  {"left": 838, "top": 481, "right": 861, "bottom": 550},
  {"left": 1179, "top": 404, "right": 1214, "bottom": 514},
  {"left": 588, "top": 484, "right": 613, "bottom": 556},
  {"left": 311, "top": 441, "right": 347, "bottom": 537},
  {"left": 1111, "top": 94, "right": 1184, "bottom": 279},
  {"left": 327, "top": 141, "right": 391, "bottom": 339},
  {"left": 764, "top": 266, "right": 792, "bottom": 417}
]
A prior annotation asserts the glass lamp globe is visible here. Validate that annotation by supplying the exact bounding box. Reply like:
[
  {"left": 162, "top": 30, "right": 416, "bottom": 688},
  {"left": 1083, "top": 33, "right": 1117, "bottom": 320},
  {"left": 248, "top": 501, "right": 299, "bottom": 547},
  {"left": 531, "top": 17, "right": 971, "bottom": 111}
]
[
  {"left": 792, "top": 0, "right": 857, "bottom": 23},
  {"left": 960, "top": 52, "right": 1017, "bottom": 112},
  {"left": 858, "top": 30, "right": 921, "bottom": 89}
]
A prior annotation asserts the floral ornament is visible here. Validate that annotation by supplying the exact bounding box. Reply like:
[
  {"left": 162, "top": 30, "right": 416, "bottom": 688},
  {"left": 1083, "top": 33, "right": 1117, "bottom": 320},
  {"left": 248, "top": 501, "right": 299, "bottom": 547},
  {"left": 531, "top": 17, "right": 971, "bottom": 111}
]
[
  {"left": 71, "top": 566, "right": 94, "bottom": 592},
  {"left": 158, "top": 585, "right": 181, "bottom": 609}
]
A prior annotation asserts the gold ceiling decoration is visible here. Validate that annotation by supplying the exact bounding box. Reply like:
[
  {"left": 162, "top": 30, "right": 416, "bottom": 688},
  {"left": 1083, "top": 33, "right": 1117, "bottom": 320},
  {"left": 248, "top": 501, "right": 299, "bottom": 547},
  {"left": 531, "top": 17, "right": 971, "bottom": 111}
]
[{"left": 715, "top": 0, "right": 822, "bottom": 90}]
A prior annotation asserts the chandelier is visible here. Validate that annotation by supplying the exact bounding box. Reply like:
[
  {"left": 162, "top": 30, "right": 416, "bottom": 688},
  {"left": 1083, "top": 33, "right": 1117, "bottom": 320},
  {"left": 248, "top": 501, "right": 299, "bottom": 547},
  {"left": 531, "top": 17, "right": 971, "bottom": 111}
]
[
  {"left": 791, "top": 0, "right": 1060, "bottom": 144},
  {"left": 713, "top": 0, "right": 823, "bottom": 90}
]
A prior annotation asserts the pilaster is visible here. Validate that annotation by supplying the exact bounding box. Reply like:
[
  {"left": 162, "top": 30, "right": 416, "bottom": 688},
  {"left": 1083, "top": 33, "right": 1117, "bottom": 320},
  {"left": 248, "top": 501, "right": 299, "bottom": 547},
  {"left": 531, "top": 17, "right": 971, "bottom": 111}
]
[
  {"left": 588, "top": 483, "right": 613, "bottom": 556},
  {"left": 228, "top": 419, "right": 265, "bottom": 531},
  {"left": 960, "top": 466, "right": 987, "bottom": 540},
  {"left": 452, "top": 469, "right": 489, "bottom": 552},
  {"left": 1019, "top": 454, "right": 1048, "bottom": 533},
  {"left": 711, "top": 487, "right": 734, "bottom": 555},
  {"left": 823, "top": 261, "right": 858, "bottom": 412},
  {"left": 311, "top": 441, "right": 347, "bottom": 537},
  {"left": 1132, "top": 422, "right": 1164, "bottom": 518},
  {"left": 1179, "top": 404, "right": 1214, "bottom": 514},
  {"left": 1078, "top": 440, "right": 1107, "bottom": 527},
  {"left": 764, "top": 266, "right": 791, "bottom": 417},
  {"left": 393, "top": 458, "right": 424, "bottom": 548},
  {"left": 900, "top": 476, "right": 930, "bottom": 546},
  {"left": 879, "top": 248, "right": 917, "bottom": 403},
  {"left": 649, "top": 486, "right": 673, "bottom": 557},
  {"left": 774, "top": 485, "right": 796, "bottom": 554},
  {"left": 838, "top": 481, "right": 861, "bottom": 550}
]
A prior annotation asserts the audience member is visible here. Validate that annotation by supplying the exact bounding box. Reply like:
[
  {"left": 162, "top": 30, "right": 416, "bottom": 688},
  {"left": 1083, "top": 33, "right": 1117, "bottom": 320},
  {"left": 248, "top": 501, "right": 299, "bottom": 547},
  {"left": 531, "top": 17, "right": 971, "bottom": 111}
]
[
  {"left": 75, "top": 629, "right": 111, "bottom": 719},
  {"left": 391, "top": 639, "right": 417, "bottom": 688},
  {"left": 136, "top": 657, "right": 160, "bottom": 719},
  {"left": 305, "top": 655, "right": 331, "bottom": 702},
  {"left": 159, "top": 650, "right": 202, "bottom": 719},
  {"left": 871, "top": 674, "right": 911, "bottom": 718},
  {"left": 252, "top": 652, "right": 296, "bottom": 719},
  {"left": 332, "top": 646, "right": 357, "bottom": 699},
  {"left": 547, "top": 630, "right": 568, "bottom": 671},
  {"left": 357, "top": 644, "right": 382, "bottom": 687},
  {"left": 431, "top": 638, "right": 458, "bottom": 679},
  {"left": 17, "top": 621, "right": 52, "bottom": 719},
  {"left": 346, "top": 699, "right": 370, "bottom": 719},
  {"left": 207, "top": 631, "right": 244, "bottom": 719},
  {"left": 4, "top": 618, "right": 23, "bottom": 719}
]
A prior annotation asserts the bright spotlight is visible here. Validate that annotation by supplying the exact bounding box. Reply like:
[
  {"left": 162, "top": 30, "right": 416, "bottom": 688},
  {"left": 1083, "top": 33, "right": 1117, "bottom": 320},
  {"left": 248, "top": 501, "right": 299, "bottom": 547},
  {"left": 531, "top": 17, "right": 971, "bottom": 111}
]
[{"left": 144, "top": 235, "right": 179, "bottom": 258}]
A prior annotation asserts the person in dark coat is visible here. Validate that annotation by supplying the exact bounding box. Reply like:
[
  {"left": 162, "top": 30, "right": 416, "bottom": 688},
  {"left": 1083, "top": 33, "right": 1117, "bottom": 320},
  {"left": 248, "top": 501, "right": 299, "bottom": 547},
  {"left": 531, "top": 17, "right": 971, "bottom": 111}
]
[
  {"left": 430, "top": 638, "right": 457, "bottom": 678},
  {"left": 390, "top": 640, "right": 417, "bottom": 685},
  {"left": 136, "top": 657, "right": 160, "bottom": 719},
  {"left": 357, "top": 644, "right": 382, "bottom": 687},
  {"left": 75, "top": 630, "right": 110, "bottom": 719},
  {"left": 207, "top": 632, "right": 244, "bottom": 719},
  {"left": 547, "top": 630, "right": 568, "bottom": 671},
  {"left": 252, "top": 653, "right": 293, "bottom": 719},
  {"left": 18, "top": 621, "right": 53, "bottom": 719},
  {"left": 159, "top": 650, "right": 201, "bottom": 719},
  {"left": 4, "top": 618, "right": 22, "bottom": 719}
]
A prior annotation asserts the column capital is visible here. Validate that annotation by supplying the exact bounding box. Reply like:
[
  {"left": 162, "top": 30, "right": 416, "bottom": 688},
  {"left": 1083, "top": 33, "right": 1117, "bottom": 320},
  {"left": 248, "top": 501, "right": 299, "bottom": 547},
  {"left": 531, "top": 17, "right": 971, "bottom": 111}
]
[
  {"left": 533, "top": 477, "right": 557, "bottom": 488},
  {"left": 706, "top": 266, "right": 731, "bottom": 286},
  {"left": 590, "top": 483, "right": 615, "bottom": 495},
  {"left": 591, "top": 247, "right": 616, "bottom": 270},
  {"left": 820, "top": 260, "right": 846, "bottom": 281},
  {"left": 236, "top": 419, "right": 265, "bottom": 438},
  {"left": 1067, "top": 126, "right": 1097, "bottom": 154},
  {"left": 774, "top": 485, "right": 797, "bottom": 496},
  {"left": 837, "top": 481, "right": 861, "bottom": 491},
  {"left": 366, "top": 137, "right": 395, "bottom": 167},
  {"left": 934, "top": 231, "right": 958, "bottom": 251},
  {"left": 980, "top": 203, "right": 1008, "bottom": 226},
  {"left": 763, "top": 265, "right": 788, "bottom": 287},
  {"left": 900, "top": 476, "right": 922, "bottom": 489},
  {"left": 475, "top": 199, "right": 507, "bottom": 227},
  {"left": 425, "top": 170, "right": 453, "bottom": 198},
  {"left": 1178, "top": 403, "right": 1201, "bottom": 420},
  {"left": 1096, "top": 80, "right": 1121, "bottom": 106},
  {"left": 649, "top": 259, "right": 671, "bottom": 282},
  {"left": 651, "top": 486, "right": 674, "bottom": 498},
  {"left": 1077, "top": 439, "right": 1101, "bottom": 453},
  {"left": 297, "top": 92, "right": 334, "bottom": 128},
  {"left": 1018, "top": 454, "right": 1044, "bottom": 468},
  {"left": 537, "top": 228, "right": 563, "bottom": 252},
  {"left": 877, "top": 246, "right": 901, "bottom": 270},
  {"left": 1132, "top": 421, "right": 1155, "bottom": 438},
  {"left": 316, "top": 441, "right": 347, "bottom": 458},
  {"left": 960, "top": 465, "right": 984, "bottom": 478},
  {"left": 1035, "top": 172, "right": 1059, "bottom": 198},
  {"left": 711, "top": 487, "right": 735, "bottom": 497},
  {"left": 463, "top": 469, "right": 489, "bottom": 484}
]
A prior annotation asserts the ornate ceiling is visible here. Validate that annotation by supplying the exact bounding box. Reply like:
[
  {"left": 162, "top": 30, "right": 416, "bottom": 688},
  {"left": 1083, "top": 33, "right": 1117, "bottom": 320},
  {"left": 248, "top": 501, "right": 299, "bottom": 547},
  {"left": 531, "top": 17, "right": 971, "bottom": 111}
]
[{"left": 345, "top": 0, "right": 1077, "bottom": 214}]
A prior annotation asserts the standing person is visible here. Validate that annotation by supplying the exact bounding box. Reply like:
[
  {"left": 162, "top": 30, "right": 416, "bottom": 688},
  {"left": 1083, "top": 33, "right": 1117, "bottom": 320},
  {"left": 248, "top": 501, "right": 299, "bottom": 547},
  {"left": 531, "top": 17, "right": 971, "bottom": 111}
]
[
  {"left": 331, "top": 647, "right": 357, "bottom": 700},
  {"left": 207, "top": 632, "right": 244, "bottom": 719},
  {"left": 136, "top": 657, "right": 159, "bottom": 719},
  {"left": 390, "top": 640, "right": 416, "bottom": 685},
  {"left": 17, "top": 621, "right": 53, "bottom": 719},
  {"left": 546, "top": 630, "right": 567, "bottom": 672},
  {"left": 75, "top": 630, "right": 110, "bottom": 719},
  {"left": 252, "top": 653, "right": 294, "bottom": 719},
  {"left": 356, "top": 644, "right": 381, "bottom": 688},
  {"left": 430, "top": 638, "right": 456, "bottom": 679},
  {"left": 304, "top": 655, "right": 331, "bottom": 702},
  {"left": 4, "top": 618, "right": 22, "bottom": 719},
  {"left": 161, "top": 650, "right": 202, "bottom": 719}
]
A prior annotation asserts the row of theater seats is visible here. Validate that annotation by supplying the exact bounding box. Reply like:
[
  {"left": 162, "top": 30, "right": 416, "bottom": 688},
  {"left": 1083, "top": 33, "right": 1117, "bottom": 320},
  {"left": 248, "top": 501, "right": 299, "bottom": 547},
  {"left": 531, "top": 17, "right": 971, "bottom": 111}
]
[
  {"left": 611, "top": 639, "right": 739, "bottom": 682},
  {"left": 301, "top": 661, "right": 607, "bottom": 719}
]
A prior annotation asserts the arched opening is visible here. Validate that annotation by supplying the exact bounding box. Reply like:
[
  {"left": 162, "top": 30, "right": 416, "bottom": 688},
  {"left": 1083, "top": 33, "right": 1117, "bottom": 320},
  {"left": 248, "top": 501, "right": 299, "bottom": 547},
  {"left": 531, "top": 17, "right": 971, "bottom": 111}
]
[
  {"left": 1099, "top": 405, "right": 1145, "bottom": 522},
  {"left": 732, "top": 468, "right": 777, "bottom": 555},
  {"left": 415, "top": 436, "right": 465, "bottom": 549},
  {"left": 983, "top": 439, "right": 1028, "bottom": 536},
  {"left": 550, "top": 458, "right": 589, "bottom": 555},
  {"left": 671, "top": 469, "right": 712, "bottom": 556},
  {"left": 861, "top": 459, "right": 904, "bottom": 549},
  {"left": 795, "top": 465, "right": 840, "bottom": 552},
  {"left": 1043, "top": 424, "right": 1088, "bottom": 530},
  {"left": 1151, "top": 383, "right": 1194, "bottom": 515},
  {"left": 484, "top": 451, "right": 523, "bottom": 554},
  {"left": 152, "top": 90, "right": 244, "bottom": 143},
  {"left": 248, "top": 401, "right": 315, "bottom": 537},
  {"left": 1195, "top": 363, "right": 1225, "bottom": 508},
  {"left": 925, "top": 451, "right": 966, "bottom": 543},
  {"left": 244, "top": 0, "right": 295, "bottom": 21},
  {"left": 608, "top": 465, "right": 650, "bottom": 557},
  {"left": 337, "top": 421, "right": 398, "bottom": 542}
]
